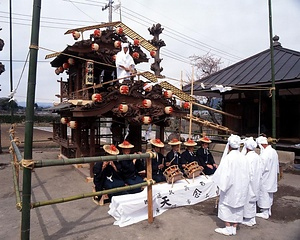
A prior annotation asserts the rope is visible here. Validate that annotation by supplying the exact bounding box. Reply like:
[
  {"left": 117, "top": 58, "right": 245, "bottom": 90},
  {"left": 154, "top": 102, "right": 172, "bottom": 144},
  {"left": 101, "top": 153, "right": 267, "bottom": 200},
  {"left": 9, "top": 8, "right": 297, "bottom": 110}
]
[
  {"left": 20, "top": 159, "right": 35, "bottom": 170},
  {"left": 16, "top": 202, "right": 22, "bottom": 211},
  {"left": 268, "top": 87, "right": 276, "bottom": 97},
  {"left": 146, "top": 179, "right": 155, "bottom": 185}
]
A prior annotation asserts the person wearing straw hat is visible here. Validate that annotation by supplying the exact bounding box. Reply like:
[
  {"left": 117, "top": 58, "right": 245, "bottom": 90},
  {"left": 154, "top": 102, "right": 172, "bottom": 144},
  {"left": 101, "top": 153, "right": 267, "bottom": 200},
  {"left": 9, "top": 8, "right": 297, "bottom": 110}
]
[
  {"left": 149, "top": 138, "right": 166, "bottom": 183},
  {"left": 117, "top": 140, "right": 144, "bottom": 194},
  {"left": 166, "top": 138, "right": 183, "bottom": 170},
  {"left": 196, "top": 136, "right": 218, "bottom": 175},
  {"left": 115, "top": 42, "right": 135, "bottom": 83},
  {"left": 93, "top": 144, "right": 128, "bottom": 203},
  {"left": 255, "top": 136, "right": 279, "bottom": 220},
  {"left": 181, "top": 138, "right": 199, "bottom": 170},
  {"left": 213, "top": 134, "right": 250, "bottom": 236},
  {"left": 241, "top": 137, "right": 262, "bottom": 227}
]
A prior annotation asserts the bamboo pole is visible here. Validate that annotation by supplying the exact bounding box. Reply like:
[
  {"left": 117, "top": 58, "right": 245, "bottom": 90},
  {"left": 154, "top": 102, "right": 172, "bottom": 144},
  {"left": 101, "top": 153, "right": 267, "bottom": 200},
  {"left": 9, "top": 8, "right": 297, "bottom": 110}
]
[
  {"left": 11, "top": 160, "right": 22, "bottom": 210},
  {"left": 146, "top": 156, "right": 153, "bottom": 223},
  {"left": 9, "top": 134, "right": 23, "bottom": 162},
  {"left": 188, "top": 67, "right": 194, "bottom": 139},
  {"left": 31, "top": 181, "right": 154, "bottom": 208},
  {"left": 33, "top": 152, "right": 156, "bottom": 168}
]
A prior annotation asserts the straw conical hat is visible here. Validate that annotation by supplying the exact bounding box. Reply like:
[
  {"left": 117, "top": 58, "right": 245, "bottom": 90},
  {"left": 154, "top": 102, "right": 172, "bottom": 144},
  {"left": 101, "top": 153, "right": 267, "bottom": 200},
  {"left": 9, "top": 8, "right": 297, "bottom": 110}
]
[
  {"left": 199, "top": 136, "right": 212, "bottom": 143},
  {"left": 118, "top": 140, "right": 134, "bottom": 148},
  {"left": 150, "top": 138, "right": 164, "bottom": 148},
  {"left": 103, "top": 144, "right": 119, "bottom": 155},
  {"left": 184, "top": 139, "right": 197, "bottom": 146},
  {"left": 168, "top": 138, "right": 182, "bottom": 145}
]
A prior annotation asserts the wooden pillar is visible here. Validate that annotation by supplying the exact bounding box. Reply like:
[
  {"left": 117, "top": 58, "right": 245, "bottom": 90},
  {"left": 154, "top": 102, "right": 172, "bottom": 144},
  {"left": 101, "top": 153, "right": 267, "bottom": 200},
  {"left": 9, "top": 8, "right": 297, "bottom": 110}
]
[
  {"left": 146, "top": 156, "right": 153, "bottom": 223},
  {"left": 90, "top": 122, "right": 95, "bottom": 178}
]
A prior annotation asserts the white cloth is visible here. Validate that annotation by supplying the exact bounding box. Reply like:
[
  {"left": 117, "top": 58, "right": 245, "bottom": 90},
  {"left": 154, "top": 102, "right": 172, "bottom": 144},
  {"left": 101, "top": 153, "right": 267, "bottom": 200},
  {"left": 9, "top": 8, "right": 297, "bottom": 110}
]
[
  {"left": 108, "top": 175, "right": 218, "bottom": 227},
  {"left": 115, "top": 44, "right": 135, "bottom": 83},
  {"left": 213, "top": 149, "right": 250, "bottom": 222},
  {"left": 218, "top": 200, "right": 244, "bottom": 223}
]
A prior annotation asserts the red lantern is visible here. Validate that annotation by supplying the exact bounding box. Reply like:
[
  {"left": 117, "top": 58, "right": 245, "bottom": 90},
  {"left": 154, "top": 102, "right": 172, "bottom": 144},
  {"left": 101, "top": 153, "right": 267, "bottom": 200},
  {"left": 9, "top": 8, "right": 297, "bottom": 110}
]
[
  {"left": 60, "top": 117, "right": 69, "bottom": 124},
  {"left": 68, "top": 120, "right": 77, "bottom": 129},
  {"left": 55, "top": 68, "right": 61, "bottom": 75},
  {"left": 164, "top": 90, "right": 172, "bottom": 98},
  {"left": 164, "top": 106, "right": 173, "bottom": 114},
  {"left": 132, "top": 52, "right": 139, "bottom": 59},
  {"left": 116, "top": 26, "right": 123, "bottom": 35},
  {"left": 91, "top": 43, "right": 99, "bottom": 51},
  {"left": 114, "top": 41, "right": 121, "bottom": 48},
  {"left": 142, "top": 116, "right": 151, "bottom": 125},
  {"left": 94, "top": 29, "right": 101, "bottom": 37},
  {"left": 91, "top": 93, "right": 102, "bottom": 102},
  {"left": 150, "top": 50, "right": 156, "bottom": 57},
  {"left": 58, "top": 66, "right": 64, "bottom": 73},
  {"left": 143, "top": 83, "right": 152, "bottom": 92},
  {"left": 118, "top": 104, "right": 128, "bottom": 113},
  {"left": 62, "top": 63, "right": 69, "bottom": 70},
  {"left": 119, "top": 85, "right": 129, "bottom": 95},
  {"left": 72, "top": 31, "right": 80, "bottom": 40},
  {"left": 68, "top": 58, "right": 75, "bottom": 65},
  {"left": 133, "top": 38, "right": 140, "bottom": 46},
  {"left": 142, "top": 99, "right": 152, "bottom": 108},
  {"left": 183, "top": 102, "right": 190, "bottom": 109},
  {"left": 112, "top": 55, "right": 117, "bottom": 61}
]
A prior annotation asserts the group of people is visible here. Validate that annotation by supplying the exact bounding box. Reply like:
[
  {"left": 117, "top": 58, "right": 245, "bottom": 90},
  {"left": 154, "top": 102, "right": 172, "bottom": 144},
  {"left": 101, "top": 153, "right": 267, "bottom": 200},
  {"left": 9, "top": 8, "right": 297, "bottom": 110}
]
[
  {"left": 213, "top": 134, "right": 279, "bottom": 236},
  {"left": 93, "top": 136, "right": 218, "bottom": 202}
]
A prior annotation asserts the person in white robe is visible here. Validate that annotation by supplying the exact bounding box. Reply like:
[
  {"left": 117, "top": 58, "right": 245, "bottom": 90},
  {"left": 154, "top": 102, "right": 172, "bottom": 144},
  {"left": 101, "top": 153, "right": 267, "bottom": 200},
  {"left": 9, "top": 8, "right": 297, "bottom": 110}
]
[
  {"left": 241, "top": 137, "right": 262, "bottom": 226},
  {"left": 213, "top": 134, "right": 250, "bottom": 236},
  {"left": 115, "top": 42, "right": 135, "bottom": 83},
  {"left": 255, "top": 136, "right": 279, "bottom": 219}
]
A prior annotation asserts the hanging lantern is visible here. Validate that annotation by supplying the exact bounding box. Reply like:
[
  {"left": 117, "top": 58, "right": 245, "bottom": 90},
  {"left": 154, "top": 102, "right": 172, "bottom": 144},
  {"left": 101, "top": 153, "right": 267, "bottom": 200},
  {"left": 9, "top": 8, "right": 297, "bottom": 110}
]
[
  {"left": 68, "top": 58, "right": 75, "bottom": 65},
  {"left": 60, "top": 117, "right": 69, "bottom": 124},
  {"left": 142, "top": 116, "right": 151, "bottom": 125},
  {"left": 91, "top": 93, "right": 102, "bottom": 102},
  {"left": 115, "top": 26, "right": 123, "bottom": 35},
  {"left": 143, "top": 83, "right": 152, "bottom": 92},
  {"left": 118, "top": 103, "right": 128, "bottom": 113},
  {"left": 132, "top": 52, "right": 139, "bottom": 59},
  {"left": 68, "top": 120, "right": 77, "bottom": 129},
  {"left": 94, "top": 29, "right": 101, "bottom": 37},
  {"left": 72, "top": 31, "right": 80, "bottom": 40},
  {"left": 58, "top": 66, "right": 64, "bottom": 73},
  {"left": 114, "top": 41, "right": 121, "bottom": 48},
  {"left": 150, "top": 50, "right": 157, "bottom": 57},
  {"left": 164, "top": 90, "right": 172, "bottom": 98},
  {"left": 119, "top": 85, "right": 129, "bottom": 95},
  {"left": 112, "top": 55, "right": 117, "bottom": 61},
  {"left": 91, "top": 43, "right": 99, "bottom": 51},
  {"left": 133, "top": 38, "right": 140, "bottom": 46},
  {"left": 62, "top": 62, "right": 69, "bottom": 70},
  {"left": 142, "top": 99, "right": 152, "bottom": 108},
  {"left": 183, "top": 102, "right": 190, "bottom": 109},
  {"left": 164, "top": 106, "right": 173, "bottom": 114},
  {"left": 55, "top": 68, "right": 61, "bottom": 75}
]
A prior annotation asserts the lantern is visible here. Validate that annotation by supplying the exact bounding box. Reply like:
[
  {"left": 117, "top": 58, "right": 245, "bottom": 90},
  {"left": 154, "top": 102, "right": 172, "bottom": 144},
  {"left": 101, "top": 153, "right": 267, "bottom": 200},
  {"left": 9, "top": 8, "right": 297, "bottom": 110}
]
[
  {"left": 58, "top": 66, "right": 64, "bottom": 73},
  {"left": 72, "top": 31, "right": 80, "bottom": 40},
  {"left": 62, "top": 63, "right": 69, "bottom": 70},
  {"left": 164, "top": 106, "right": 173, "bottom": 114},
  {"left": 91, "top": 43, "right": 99, "bottom": 51},
  {"left": 118, "top": 104, "right": 128, "bottom": 113},
  {"left": 132, "top": 52, "right": 139, "bottom": 59},
  {"left": 91, "top": 93, "right": 102, "bottom": 102},
  {"left": 60, "top": 117, "right": 69, "bottom": 124},
  {"left": 183, "top": 102, "right": 190, "bottom": 109},
  {"left": 119, "top": 85, "right": 129, "bottom": 95},
  {"left": 150, "top": 50, "right": 156, "bottom": 57},
  {"left": 143, "top": 83, "right": 152, "bottom": 92},
  {"left": 142, "top": 99, "right": 152, "bottom": 108},
  {"left": 55, "top": 68, "right": 61, "bottom": 75},
  {"left": 164, "top": 90, "right": 172, "bottom": 98},
  {"left": 114, "top": 41, "right": 121, "bottom": 48},
  {"left": 133, "top": 38, "right": 140, "bottom": 46},
  {"left": 116, "top": 26, "right": 123, "bottom": 35},
  {"left": 68, "top": 120, "right": 77, "bottom": 129},
  {"left": 112, "top": 55, "right": 117, "bottom": 61},
  {"left": 68, "top": 58, "right": 75, "bottom": 65},
  {"left": 142, "top": 116, "right": 151, "bottom": 125},
  {"left": 94, "top": 29, "right": 101, "bottom": 37}
]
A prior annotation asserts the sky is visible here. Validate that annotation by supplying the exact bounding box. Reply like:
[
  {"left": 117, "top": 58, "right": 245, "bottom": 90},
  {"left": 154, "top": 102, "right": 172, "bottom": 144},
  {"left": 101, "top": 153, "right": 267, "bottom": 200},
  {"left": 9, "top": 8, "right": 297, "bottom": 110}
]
[{"left": 0, "top": 0, "right": 300, "bottom": 104}]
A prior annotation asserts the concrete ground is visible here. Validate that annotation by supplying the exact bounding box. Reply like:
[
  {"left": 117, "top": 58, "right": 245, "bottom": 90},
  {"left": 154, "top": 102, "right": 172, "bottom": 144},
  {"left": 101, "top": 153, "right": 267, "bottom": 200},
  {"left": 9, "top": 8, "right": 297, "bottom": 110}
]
[{"left": 0, "top": 124, "right": 299, "bottom": 239}]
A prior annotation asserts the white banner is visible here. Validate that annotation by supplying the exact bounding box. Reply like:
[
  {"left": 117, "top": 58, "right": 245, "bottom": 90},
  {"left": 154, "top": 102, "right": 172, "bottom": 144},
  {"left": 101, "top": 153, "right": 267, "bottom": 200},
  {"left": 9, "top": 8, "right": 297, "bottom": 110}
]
[{"left": 108, "top": 175, "right": 218, "bottom": 227}]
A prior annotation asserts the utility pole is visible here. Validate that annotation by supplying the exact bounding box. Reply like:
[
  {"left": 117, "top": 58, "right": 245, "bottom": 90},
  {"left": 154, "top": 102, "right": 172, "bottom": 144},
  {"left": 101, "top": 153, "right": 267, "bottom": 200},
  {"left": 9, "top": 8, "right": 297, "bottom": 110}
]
[
  {"left": 102, "top": 0, "right": 113, "bottom": 24},
  {"left": 9, "top": 0, "right": 14, "bottom": 123}
]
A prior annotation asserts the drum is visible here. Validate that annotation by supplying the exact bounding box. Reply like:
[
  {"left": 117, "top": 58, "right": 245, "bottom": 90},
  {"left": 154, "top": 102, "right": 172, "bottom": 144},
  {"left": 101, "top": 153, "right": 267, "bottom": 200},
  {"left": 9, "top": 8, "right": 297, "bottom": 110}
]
[
  {"left": 184, "top": 161, "right": 204, "bottom": 179},
  {"left": 163, "top": 165, "right": 183, "bottom": 184}
]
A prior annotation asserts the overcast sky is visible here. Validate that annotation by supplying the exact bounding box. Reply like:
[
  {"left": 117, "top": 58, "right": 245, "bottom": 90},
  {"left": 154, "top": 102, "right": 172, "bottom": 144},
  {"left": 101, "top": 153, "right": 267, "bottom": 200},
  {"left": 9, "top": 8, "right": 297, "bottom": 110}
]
[{"left": 0, "top": 0, "right": 299, "bottom": 104}]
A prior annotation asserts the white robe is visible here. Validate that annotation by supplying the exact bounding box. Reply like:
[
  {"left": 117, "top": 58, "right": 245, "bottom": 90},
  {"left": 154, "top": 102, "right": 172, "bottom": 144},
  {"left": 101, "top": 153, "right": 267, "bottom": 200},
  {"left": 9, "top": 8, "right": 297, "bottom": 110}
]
[
  {"left": 257, "top": 145, "right": 279, "bottom": 208},
  {"left": 213, "top": 150, "right": 250, "bottom": 222},
  {"left": 244, "top": 151, "right": 262, "bottom": 218},
  {"left": 115, "top": 49, "right": 135, "bottom": 83}
]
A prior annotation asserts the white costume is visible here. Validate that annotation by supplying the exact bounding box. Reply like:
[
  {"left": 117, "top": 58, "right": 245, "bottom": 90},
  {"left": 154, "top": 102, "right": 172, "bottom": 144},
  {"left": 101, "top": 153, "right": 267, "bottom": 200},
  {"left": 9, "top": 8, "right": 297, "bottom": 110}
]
[
  {"left": 213, "top": 134, "right": 250, "bottom": 236},
  {"left": 241, "top": 137, "right": 262, "bottom": 226},
  {"left": 115, "top": 43, "right": 135, "bottom": 83},
  {"left": 256, "top": 136, "right": 279, "bottom": 219}
]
